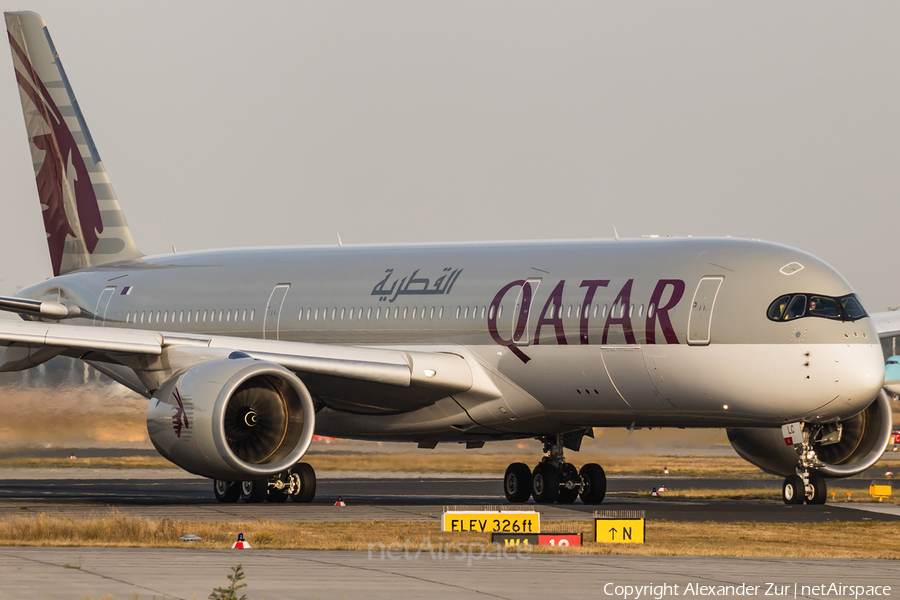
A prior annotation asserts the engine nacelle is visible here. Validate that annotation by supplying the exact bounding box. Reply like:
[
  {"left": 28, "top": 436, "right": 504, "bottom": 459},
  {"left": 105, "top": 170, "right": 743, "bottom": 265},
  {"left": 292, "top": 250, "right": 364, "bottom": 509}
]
[
  {"left": 727, "top": 390, "right": 894, "bottom": 478},
  {"left": 147, "top": 357, "right": 315, "bottom": 480}
]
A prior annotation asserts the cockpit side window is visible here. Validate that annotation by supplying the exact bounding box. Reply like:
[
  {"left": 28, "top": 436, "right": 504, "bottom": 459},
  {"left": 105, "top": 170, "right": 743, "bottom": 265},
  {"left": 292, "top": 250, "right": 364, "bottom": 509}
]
[
  {"left": 767, "top": 292, "right": 867, "bottom": 323},
  {"left": 767, "top": 295, "right": 790, "bottom": 321},
  {"left": 840, "top": 295, "right": 867, "bottom": 320}
]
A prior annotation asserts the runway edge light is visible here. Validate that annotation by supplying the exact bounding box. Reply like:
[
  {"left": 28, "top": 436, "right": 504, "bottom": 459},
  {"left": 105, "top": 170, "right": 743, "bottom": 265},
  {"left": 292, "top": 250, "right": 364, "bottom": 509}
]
[
  {"left": 595, "top": 509, "right": 645, "bottom": 544},
  {"left": 232, "top": 533, "right": 251, "bottom": 549}
]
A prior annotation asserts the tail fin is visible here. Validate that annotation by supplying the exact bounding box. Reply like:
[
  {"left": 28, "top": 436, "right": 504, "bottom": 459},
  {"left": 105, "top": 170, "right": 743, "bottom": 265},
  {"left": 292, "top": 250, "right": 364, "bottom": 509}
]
[{"left": 5, "top": 11, "right": 141, "bottom": 276}]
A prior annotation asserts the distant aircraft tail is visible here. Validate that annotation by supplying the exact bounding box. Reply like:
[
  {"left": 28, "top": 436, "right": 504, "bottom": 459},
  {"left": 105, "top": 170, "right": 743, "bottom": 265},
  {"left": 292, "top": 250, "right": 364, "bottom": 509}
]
[{"left": 5, "top": 11, "right": 141, "bottom": 276}]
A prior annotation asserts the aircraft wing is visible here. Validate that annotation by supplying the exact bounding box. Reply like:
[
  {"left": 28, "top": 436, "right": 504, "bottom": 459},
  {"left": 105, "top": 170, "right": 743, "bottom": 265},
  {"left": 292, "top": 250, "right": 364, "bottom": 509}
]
[
  {"left": 870, "top": 311, "right": 900, "bottom": 340},
  {"left": 0, "top": 319, "right": 475, "bottom": 413}
]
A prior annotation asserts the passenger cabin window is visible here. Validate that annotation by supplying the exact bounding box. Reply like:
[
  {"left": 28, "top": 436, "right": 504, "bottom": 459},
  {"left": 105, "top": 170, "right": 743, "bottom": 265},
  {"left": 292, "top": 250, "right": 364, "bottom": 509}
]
[{"left": 767, "top": 293, "right": 867, "bottom": 323}]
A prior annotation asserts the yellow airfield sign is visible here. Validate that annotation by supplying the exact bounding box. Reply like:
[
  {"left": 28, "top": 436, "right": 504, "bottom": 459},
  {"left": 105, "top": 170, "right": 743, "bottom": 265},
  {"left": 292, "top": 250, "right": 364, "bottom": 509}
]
[
  {"left": 442, "top": 511, "right": 539, "bottom": 533},
  {"left": 594, "top": 518, "right": 645, "bottom": 543}
]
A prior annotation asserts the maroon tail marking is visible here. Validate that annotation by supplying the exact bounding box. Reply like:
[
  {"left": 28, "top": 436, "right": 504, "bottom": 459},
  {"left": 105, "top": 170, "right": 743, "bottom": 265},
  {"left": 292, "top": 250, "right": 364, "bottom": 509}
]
[{"left": 8, "top": 32, "right": 103, "bottom": 276}]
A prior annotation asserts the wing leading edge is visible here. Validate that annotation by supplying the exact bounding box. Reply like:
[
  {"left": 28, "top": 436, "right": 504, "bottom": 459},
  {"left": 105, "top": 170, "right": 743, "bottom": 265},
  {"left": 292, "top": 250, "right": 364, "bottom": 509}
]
[{"left": 0, "top": 320, "right": 476, "bottom": 413}]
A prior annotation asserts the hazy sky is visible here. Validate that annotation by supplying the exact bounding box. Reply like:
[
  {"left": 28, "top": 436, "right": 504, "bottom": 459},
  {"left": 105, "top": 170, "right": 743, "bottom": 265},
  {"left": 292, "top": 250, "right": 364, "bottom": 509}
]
[{"left": 1, "top": 2, "right": 898, "bottom": 310}]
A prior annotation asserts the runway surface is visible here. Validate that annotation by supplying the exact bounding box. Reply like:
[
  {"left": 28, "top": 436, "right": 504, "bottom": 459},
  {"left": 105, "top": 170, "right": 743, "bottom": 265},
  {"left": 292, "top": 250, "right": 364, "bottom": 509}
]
[
  {"left": 0, "top": 547, "right": 897, "bottom": 600},
  {"left": 0, "top": 475, "right": 897, "bottom": 523}
]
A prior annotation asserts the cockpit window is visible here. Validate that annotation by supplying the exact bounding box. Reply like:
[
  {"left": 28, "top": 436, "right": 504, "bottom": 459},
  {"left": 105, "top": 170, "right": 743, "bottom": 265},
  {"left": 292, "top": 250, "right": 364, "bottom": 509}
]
[
  {"left": 766, "top": 293, "right": 867, "bottom": 323},
  {"left": 839, "top": 295, "right": 866, "bottom": 320},
  {"left": 785, "top": 295, "right": 807, "bottom": 320},
  {"left": 767, "top": 295, "right": 790, "bottom": 321},
  {"left": 807, "top": 296, "right": 841, "bottom": 320}
]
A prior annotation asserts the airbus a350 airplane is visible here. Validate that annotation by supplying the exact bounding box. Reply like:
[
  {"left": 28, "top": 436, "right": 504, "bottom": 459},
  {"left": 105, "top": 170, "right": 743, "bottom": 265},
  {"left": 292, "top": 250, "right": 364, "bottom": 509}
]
[{"left": 1, "top": 12, "right": 896, "bottom": 506}]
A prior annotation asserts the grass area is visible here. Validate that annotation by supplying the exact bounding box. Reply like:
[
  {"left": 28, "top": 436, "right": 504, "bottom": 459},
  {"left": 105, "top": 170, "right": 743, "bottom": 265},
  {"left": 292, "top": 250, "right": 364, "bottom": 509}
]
[
  {"left": 0, "top": 511, "right": 897, "bottom": 558},
  {"left": 4, "top": 452, "right": 899, "bottom": 477},
  {"left": 0, "top": 456, "right": 177, "bottom": 469},
  {"left": 612, "top": 486, "right": 900, "bottom": 504}
]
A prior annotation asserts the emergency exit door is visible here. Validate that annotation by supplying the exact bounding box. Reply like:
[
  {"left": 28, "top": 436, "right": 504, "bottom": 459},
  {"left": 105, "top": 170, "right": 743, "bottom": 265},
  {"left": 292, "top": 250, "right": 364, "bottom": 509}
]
[
  {"left": 264, "top": 284, "right": 290, "bottom": 340},
  {"left": 687, "top": 276, "right": 723, "bottom": 346}
]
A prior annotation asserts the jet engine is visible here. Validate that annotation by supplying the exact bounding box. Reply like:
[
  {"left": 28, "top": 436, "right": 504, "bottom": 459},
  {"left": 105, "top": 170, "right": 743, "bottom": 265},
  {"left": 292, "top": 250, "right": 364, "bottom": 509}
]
[
  {"left": 726, "top": 390, "right": 894, "bottom": 478},
  {"left": 147, "top": 357, "right": 315, "bottom": 480}
]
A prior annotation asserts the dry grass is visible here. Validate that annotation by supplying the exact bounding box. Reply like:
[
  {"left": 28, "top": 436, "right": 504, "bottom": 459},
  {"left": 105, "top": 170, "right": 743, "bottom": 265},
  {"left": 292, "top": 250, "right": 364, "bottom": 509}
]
[
  {"left": 0, "top": 386, "right": 146, "bottom": 447},
  {"left": 0, "top": 511, "right": 897, "bottom": 559},
  {"left": 0, "top": 456, "right": 176, "bottom": 469},
  {"left": 3, "top": 452, "right": 899, "bottom": 478},
  {"left": 615, "top": 486, "right": 900, "bottom": 504}
]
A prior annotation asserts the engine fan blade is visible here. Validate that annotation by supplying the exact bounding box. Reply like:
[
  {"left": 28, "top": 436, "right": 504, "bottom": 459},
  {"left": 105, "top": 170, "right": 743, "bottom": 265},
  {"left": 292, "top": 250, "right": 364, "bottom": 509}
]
[{"left": 224, "top": 377, "right": 289, "bottom": 463}]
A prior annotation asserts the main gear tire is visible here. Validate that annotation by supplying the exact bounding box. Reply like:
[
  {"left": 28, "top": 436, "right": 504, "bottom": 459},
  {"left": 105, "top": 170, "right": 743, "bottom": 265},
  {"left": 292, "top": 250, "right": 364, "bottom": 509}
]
[
  {"left": 504, "top": 462, "right": 533, "bottom": 503},
  {"left": 290, "top": 462, "right": 317, "bottom": 503},
  {"left": 213, "top": 479, "right": 241, "bottom": 503},
  {"left": 240, "top": 480, "right": 268, "bottom": 503},
  {"left": 579, "top": 463, "right": 607, "bottom": 505},
  {"left": 532, "top": 463, "right": 560, "bottom": 504}
]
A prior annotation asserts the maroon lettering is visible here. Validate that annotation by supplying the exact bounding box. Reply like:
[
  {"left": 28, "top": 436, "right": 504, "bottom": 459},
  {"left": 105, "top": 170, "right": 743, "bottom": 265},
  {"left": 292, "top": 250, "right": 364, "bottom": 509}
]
[
  {"left": 602, "top": 279, "right": 636, "bottom": 345},
  {"left": 534, "top": 280, "right": 568, "bottom": 345},
  {"left": 578, "top": 280, "right": 610, "bottom": 345},
  {"left": 645, "top": 279, "right": 685, "bottom": 344},
  {"left": 488, "top": 280, "right": 531, "bottom": 363}
]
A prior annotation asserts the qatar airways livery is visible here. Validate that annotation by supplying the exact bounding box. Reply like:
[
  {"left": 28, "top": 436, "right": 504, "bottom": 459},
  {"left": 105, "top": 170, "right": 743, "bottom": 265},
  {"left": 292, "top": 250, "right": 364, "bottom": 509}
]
[{"left": 1, "top": 12, "right": 895, "bottom": 506}]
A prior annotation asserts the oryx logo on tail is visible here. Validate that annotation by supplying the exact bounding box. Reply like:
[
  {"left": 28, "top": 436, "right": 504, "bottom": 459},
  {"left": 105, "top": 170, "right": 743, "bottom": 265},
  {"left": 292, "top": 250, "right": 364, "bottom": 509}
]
[{"left": 7, "top": 30, "right": 103, "bottom": 276}]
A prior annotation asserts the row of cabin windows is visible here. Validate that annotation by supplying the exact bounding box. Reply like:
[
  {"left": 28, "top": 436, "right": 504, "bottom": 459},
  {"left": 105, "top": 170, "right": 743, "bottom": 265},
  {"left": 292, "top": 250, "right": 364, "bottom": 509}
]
[
  {"left": 125, "top": 309, "right": 256, "bottom": 325},
  {"left": 295, "top": 303, "right": 655, "bottom": 323},
  {"left": 120, "top": 303, "right": 656, "bottom": 327}
]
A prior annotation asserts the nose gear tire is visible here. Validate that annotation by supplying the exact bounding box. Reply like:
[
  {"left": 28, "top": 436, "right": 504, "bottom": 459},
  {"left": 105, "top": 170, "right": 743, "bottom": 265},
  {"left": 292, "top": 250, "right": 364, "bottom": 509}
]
[
  {"left": 805, "top": 472, "right": 827, "bottom": 505},
  {"left": 782, "top": 475, "right": 804, "bottom": 505}
]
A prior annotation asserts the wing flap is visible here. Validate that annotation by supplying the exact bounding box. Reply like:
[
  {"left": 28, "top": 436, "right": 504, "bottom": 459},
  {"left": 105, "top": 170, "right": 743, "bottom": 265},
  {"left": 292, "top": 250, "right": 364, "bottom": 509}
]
[
  {"left": 0, "top": 321, "right": 474, "bottom": 411},
  {"left": 0, "top": 320, "right": 162, "bottom": 355}
]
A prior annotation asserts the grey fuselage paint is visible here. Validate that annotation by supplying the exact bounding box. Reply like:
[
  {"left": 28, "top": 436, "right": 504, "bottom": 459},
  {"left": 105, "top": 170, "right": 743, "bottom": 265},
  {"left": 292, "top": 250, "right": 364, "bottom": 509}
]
[{"left": 16, "top": 237, "right": 885, "bottom": 441}]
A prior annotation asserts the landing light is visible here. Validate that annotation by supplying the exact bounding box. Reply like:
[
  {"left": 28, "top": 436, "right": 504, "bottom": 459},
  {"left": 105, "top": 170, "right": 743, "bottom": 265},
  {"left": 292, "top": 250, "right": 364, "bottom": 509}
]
[
  {"left": 723, "top": 405, "right": 728, "bottom": 410},
  {"left": 424, "top": 369, "right": 436, "bottom": 378}
]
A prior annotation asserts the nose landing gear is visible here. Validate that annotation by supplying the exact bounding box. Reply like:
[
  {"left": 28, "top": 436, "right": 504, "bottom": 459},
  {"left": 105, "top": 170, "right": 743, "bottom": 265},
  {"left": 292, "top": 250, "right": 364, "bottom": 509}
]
[
  {"left": 782, "top": 423, "right": 829, "bottom": 505},
  {"left": 503, "top": 435, "right": 607, "bottom": 505}
]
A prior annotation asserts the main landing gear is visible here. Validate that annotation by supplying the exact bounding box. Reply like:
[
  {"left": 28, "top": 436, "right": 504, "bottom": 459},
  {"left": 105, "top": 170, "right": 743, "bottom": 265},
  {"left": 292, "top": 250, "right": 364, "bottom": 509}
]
[
  {"left": 504, "top": 435, "right": 607, "bottom": 504},
  {"left": 781, "top": 423, "right": 829, "bottom": 505},
  {"left": 213, "top": 462, "right": 316, "bottom": 503}
]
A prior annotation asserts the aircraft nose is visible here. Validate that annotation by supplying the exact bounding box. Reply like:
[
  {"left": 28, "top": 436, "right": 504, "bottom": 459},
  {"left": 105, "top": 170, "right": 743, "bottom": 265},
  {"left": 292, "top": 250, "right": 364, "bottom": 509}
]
[{"left": 835, "top": 337, "right": 885, "bottom": 417}]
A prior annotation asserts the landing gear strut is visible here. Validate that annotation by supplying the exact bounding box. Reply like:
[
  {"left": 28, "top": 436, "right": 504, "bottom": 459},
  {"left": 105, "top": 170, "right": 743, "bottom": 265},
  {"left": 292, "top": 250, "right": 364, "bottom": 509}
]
[
  {"left": 213, "top": 462, "right": 317, "bottom": 504},
  {"left": 502, "top": 434, "right": 606, "bottom": 505},
  {"left": 781, "top": 423, "right": 828, "bottom": 505}
]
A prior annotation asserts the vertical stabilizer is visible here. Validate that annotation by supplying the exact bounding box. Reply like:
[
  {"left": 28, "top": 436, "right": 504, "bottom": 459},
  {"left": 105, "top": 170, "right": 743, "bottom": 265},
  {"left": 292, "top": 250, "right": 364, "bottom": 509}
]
[{"left": 5, "top": 11, "right": 141, "bottom": 276}]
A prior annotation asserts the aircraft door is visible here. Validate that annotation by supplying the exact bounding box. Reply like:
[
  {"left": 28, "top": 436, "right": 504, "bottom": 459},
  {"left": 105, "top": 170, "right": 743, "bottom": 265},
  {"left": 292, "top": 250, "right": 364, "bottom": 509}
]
[
  {"left": 512, "top": 278, "right": 541, "bottom": 346},
  {"left": 687, "top": 276, "right": 724, "bottom": 346},
  {"left": 94, "top": 286, "right": 116, "bottom": 326},
  {"left": 263, "top": 284, "right": 290, "bottom": 340}
]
